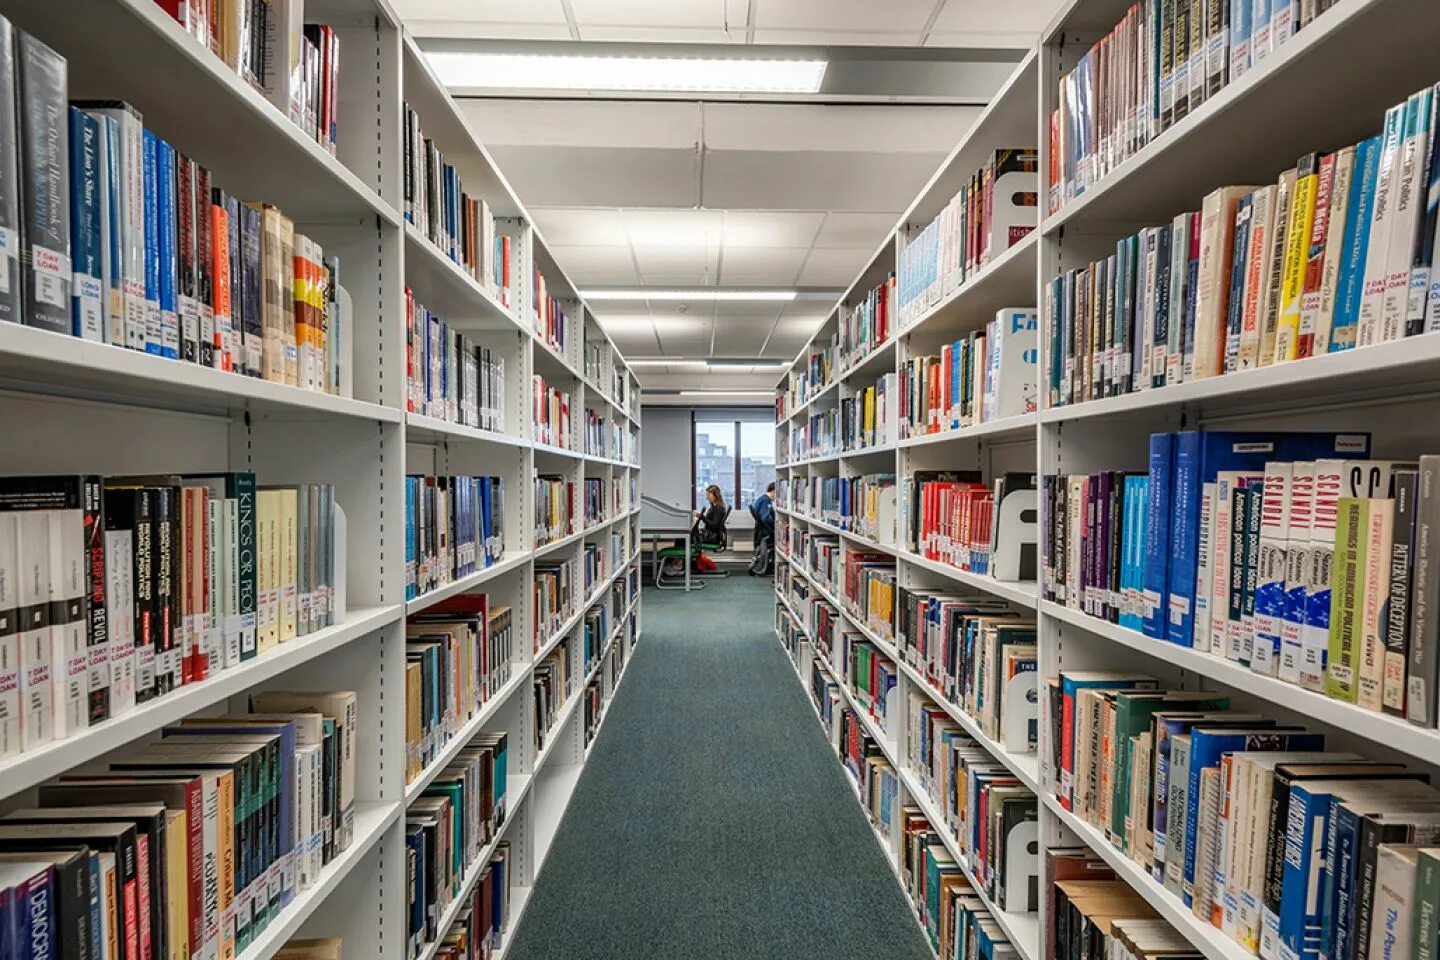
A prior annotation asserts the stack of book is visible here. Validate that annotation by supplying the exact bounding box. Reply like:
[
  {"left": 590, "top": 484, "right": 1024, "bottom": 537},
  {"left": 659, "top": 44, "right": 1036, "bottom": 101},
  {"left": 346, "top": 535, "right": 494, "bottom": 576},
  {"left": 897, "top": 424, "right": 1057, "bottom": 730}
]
[
  {"left": 897, "top": 590, "right": 1038, "bottom": 752},
  {"left": 840, "top": 373, "right": 896, "bottom": 452},
  {"left": 842, "top": 631, "right": 898, "bottom": 735},
  {"left": 404, "top": 475, "right": 507, "bottom": 601},
  {"left": 1046, "top": 855, "right": 1199, "bottom": 960},
  {"left": 404, "top": 293, "right": 506, "bottom": 431},
  {"left": 807, "top": 473, "right": 897, "bottom": 543},
  {"left": 0, "top": 473, "right": 337, "bottom": 752},
  {"left": 532, "top": 271, "right": 568, "bottom": 356},
  {"left": 583, "top": 408, "right": 607, "bottom": 458},
  {"left": 6, "top": 693, "right": 359, "bottom": 960},
  {"left": 1040, "top": 430, "right": 1440, "bottom": 726},
  {"left": 402, "top": 105, "right": 512, "bottom": 307},
  {"left": 897, "top": 149, "right": 1039, "bottom": 329},
  {"left": 581, "top": 542, "right": 606, "bottom": 593},
  {"left": 404, "top": 595, "right": 514, "bottom": 782},
  {"left": 842, "top": 552, "right": 897, "bottom": 642},
  {"left": 581, "top": 478, "right": 604, "bottom": 528},
  {"left": 902, "top": 807, "right": 1020, "bottom": 959},
  {"left": 784, "top": 333, "right": 838, "bottom": 411},
  {"left": 902, "top": 471, "right": 1038, "bottom": 581},
  {"left": 532, "top": 474, "right": 573, "bottom": 547},
  {"left": 417, "top": 852, "right": 512, "bottom": 960},
  {"left": 900, "top": 308, "right": 1039, "bottom": 439},
  {"left": 838, "top": 273, "right": 895, "bottom": 369},
  {"left": 1, "top": 26, "right": 346, "bottom": 392},
  {"left": 532, "top": 375, "right": 572, "bottom": 448},
  {"left": 908, "top": 694, "right": 1037, "bottom": 910},
  {"left": 1046, "top": 81, "right": 1440, "bottom": 407},
  {"left": 532, "top": 641, "right": 570, "bottom": 752},
  {"left": 1048, "top": 0, "right": 1347, "bottom": 213},
  {"left": 789, "top": 408, "right": 839, "bottom": 462},
  {"left": 532, "top": 557, "right": 577, "bottom": 651},
  {"left": 405, "top": 734, "right": 509, "bottom": 952}
]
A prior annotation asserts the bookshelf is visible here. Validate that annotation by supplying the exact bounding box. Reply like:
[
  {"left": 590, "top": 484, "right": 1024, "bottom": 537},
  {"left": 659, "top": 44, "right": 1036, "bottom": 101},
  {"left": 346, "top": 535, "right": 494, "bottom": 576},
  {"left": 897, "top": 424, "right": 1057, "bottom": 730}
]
[
  {"left": 777, "top": 13, "right": 1440, "bottom": 960},
  {"left": 0, "top": 7, "right": 642, "bottom": 960}
]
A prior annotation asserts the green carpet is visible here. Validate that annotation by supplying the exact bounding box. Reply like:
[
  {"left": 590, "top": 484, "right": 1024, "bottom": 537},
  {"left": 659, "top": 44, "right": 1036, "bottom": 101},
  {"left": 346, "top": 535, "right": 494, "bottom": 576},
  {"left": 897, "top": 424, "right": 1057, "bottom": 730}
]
[{"left": 503, "top": 575, "right": 935, "bottom": 960}]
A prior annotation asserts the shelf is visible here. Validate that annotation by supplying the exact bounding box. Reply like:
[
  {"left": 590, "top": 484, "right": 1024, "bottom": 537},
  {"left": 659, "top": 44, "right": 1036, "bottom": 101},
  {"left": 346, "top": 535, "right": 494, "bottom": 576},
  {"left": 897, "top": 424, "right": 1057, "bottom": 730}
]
[
  {"left": 841, "top": 337, "right": 898, "bottom": 384},
  {"left": 1041, "top": 600, "right": 1440, "bottom": 768},
  {"left": 244, "top": 802, "right": 401, "bottom": 960},
  {"left": 899, "top": 232, "right": 1040, "bottom": 343},
  {"left": 533, "top": 440, "right": 582, "bottom": 461},
  {"left": 898, "top": 413, "right": 1039, "bottom": 448},
  {"left": 1042, "top": 0, "right": 1440, "bottom": 234},
  {"left": 406, "top": 553, "right": 532, "bottom": 615},
  {"left": 1039, "top": 333, "right": 1440, "bottom": 425},
  {"left": 411, "top": 774, "right": 535, "bottom": 960},
  {"left": 896, "top": 549, "right": 1039, "bottom": 610},
  {"left": 0, "top": 604, "right": 400, "bottom": 802},
  {"left": 1044, "top": 796, "right": 1250, "bottom": 960},
  {"left": 780, "top": 510, "right": 898, "bottom": 556},
  {"left": 0, "top": 323, "right": 402, "bottom": 424},
  {"left": 8, "top": 0, "right": 398, "bottom": 226},
  {"left": 403, "top": 223, "right": 520, "bottom": 330},
  {"left": 404, "top": 667, "right": 532, "bottom": 805},
  {"left": 532, "top": 555, "right": 638, "bottom": 663},
  {"left": 405, "top": 414, "right": 529, "bottom": 449}
]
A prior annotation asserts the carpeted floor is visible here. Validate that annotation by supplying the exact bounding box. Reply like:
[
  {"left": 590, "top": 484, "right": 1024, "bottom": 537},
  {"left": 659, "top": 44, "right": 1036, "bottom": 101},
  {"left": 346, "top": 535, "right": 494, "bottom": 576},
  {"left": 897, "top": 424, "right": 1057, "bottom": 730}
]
[{"left": 503, "top": 575, "right": 934, "bottom": 960}]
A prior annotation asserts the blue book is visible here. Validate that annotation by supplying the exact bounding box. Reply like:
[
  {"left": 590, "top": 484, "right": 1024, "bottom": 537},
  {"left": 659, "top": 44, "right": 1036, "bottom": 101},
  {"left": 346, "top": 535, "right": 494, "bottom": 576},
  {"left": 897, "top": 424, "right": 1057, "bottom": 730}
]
[
  {"left": 1120, "top": 476, "right": 1148, "bottom": 632},
  {"left": 1143, "top": 433, "right": 1175, "bottom": 638},
  {"left": 405, "top": 477, "right": 416, "bottom": 600},
  {"left": 142, "top": 129, "right": 161, "bottom": 354},
  {"left": 1230, "top": 0, "right": 1252, "bottom": 77},
  {"left": 97, "top": 115, "right": 122, "bottom": 344},
  {"left": 1330, "top": 135, "right": 1383, "bottom": 351},
  {"left": 1166, "top": 431, "right": 1372, "bottom": 648},
  {"left": 154, "top": 138, "right": 178, "bottom": 359},
  {"left": 1184, "top": 728, "right": 1324, "bottom": 905},
  {"left": 68, "top": 107, "right": 104, "bottom": 342}
]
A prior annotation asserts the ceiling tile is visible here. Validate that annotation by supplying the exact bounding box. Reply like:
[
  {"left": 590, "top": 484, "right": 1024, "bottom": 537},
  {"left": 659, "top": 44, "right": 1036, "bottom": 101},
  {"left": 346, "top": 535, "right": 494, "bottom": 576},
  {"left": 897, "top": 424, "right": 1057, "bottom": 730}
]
[
  {"left": 702, "top": 103, "right": 980, "bottom": 155},
  {"left": 531, "top": 208, "right": 629, "bottom": 246},
  {"left": 797, "top": 248, "right": 867, "bottom": 286},
  {"left": 749, "top": 27, "right": 921, "bottom": 45},
  {"left": 579, "top": 25, "right": 736, "bottom": 41},
  {"left": 569, "top": 0, "right": 726, "bottom": 27},
  {"left": 713, "top": 300, "right": 786, "bottom": 319},
  {"left": 398, "top": 0, "right": 568, "bottom": 24},
  {"left": 753, "top": 0, "right": 937, "bottom": 34},
  {"left": 548, "top": 245, "right": 638, "bottom": 284},
  {"left": 457, "top": 99, "right": 699, "bottom": 150},
  {"left": 625, "top": 209, "right": 723, "bottom": 247},
  {"left": 704, "top": 150, "right": 944, "bottom": 213},
  {"left": 485, "top": 146, "right": 699, "bottom": 207},
  {"left": 813, "top": 212, "right": 898, "bottom": 249},
  {"left": 930, "top": 0, "right": 1059, "bottom": 35},
  {"left": 721, "top": 211, "right": 824, "bottom": 248},
  {"left": 632, "top": 245, "right": 721, "bottom": 285},
  {"left": 718, "top": 246, "right": 809, "bottom": 285},
  {"left": 780, "top": 300, "right": 838, "bottom": 320},
  {"left": 655, "top": 323, "right": 714, "bottom": 355}
]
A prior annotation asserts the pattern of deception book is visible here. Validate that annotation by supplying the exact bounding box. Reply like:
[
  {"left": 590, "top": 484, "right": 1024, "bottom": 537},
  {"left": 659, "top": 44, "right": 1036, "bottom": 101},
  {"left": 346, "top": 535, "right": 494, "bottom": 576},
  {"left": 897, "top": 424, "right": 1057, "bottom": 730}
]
[{"left": 16, "top": 31, "right": 70, "bottom": 334}]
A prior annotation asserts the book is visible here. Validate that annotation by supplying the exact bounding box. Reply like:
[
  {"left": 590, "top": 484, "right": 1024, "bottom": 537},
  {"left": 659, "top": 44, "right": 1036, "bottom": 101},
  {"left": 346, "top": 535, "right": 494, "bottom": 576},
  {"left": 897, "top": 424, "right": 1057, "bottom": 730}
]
[{"left": 16, "top": 31, "right": 69, "bottom": 334}]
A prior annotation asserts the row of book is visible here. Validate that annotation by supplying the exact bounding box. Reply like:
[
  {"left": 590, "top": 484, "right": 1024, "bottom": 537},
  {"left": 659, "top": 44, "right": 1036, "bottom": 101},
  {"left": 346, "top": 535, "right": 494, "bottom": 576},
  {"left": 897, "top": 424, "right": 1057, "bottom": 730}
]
[
  {"left": 532, "top": 375, "right": 572, "bottom": 450},
  {"left": 532, "top": 272, "right": 568, "bottom": 357},
  {"left": 1042, "top": 428, "right": 1440, "bottom": 727},
  {"left": 841, "top": 630, "right": 899, "bottom": 735},
  {"left": 782, "top": 333, "right": 839, "bottom": 414},
  {"left": 1046, "top": 80, "right": 1440, "bottom": 408},
  {"left": 532, "top": 639, "right": 571, "bottom": 754},
  {"left": 402, "top": 105, "right": 512, "bottom": 309},
  {"left": 404, "top": 475, "right": 507, "bottom": 603},
  {"left": 533, "top": 474, "right": 574, "bottom": 548},
  {"left": 581, "top": 542, "right": 607, "bottom": 595},
  {"left": 404, "top": 293, "right": 506, "bottom": 433},
  {"left": 1047, "top": 673, "right": 1440, "bottom": 960},
  {"left": 0, "top": 693, "right": 358, "bottom": 960},
  {"left": 900, "top": 308, "right": 1039, "bottom": 439},
  {"left": 907, "top": 692, "right": 1038, "bottom": 913},
  {"left": 901, "top": 471, "right": 1039, "bottom": 582},
  {"left": 1, "top": 25, "right": 345, "bottom": 393},
  {"left": 1048, "top": 0, "right": 1342, "bottom": 214},
  {"left": 532, "top": 557, "right": 577, "bottom": 652},
  {"left": 1046, "top": 856, "right": 1200, "bottom": 960},
  {"left": 794, "top": 473, "right": 898, "bottom": 545},
  {"left": 897, "top": 588, "right": 1038, "bottom": 755},
  {"left": 838, "top": 274, "right": 894, "bottom": 371},
  {"left": 150, "top": 0, "right": 340, "bottom": 157},
  {"left": 405, "top": 734, "right": 510, "bottom": 957},
  {"left": 839, "top": 373, "right": 897, "bottom": 453},
  {"left": 404, "top": 594, "right": 515, "bottom": 784},
  {"left": 841, "top": 551, "right": 899, "bottom": 643},
  {"left": 786, "top": 409, "right": 840, "bottom": 463},
  {"left": 898, "top": 150, "right": 1039, "bottom": 329},
  {"left": 421, "top": 860, "right": 511, "bottom": 960},
  {"left": 0, "top": 473, "right": 338, "bottom": 753},
  {"left": 580, "top": 478, "right": 605, "bottom": 528},
  {"left": 581, "top": 629, "right": 629, "bottom": 747}
]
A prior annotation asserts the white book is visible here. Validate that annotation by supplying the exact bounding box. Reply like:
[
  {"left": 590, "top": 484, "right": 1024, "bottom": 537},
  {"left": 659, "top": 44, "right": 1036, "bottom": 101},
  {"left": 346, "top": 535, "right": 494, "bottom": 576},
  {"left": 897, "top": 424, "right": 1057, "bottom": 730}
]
[
  {"left": 15, "top": 511, "right": 51, "bottom": 749},
  {"left": 1270, "top": 0, "right": 1294, "bottom": 49},
  {"left": 1300, "top": 460, "right": 1345, "bottom": 690},
  {"left": 0, "top": 514, "right": 21, "bottom": 757},
  {"left": 1195, "top": 481, "right": 1217, "bottom": 650},
  {"left": 221, "top": 498, "right": 240, "bottom": 669},
  {"left": 263, "top": 0, "right": 307, "bottom": 129},
  {"left": 104, "top": 528, "right": 136, "bottom": 716},
  {"left": 1238, "top": 184, "right": 1277, "bottom": 369},
  {"left": 1140, "top": 227, "right": 1157, "bottom": 388},
  {"left": 1167, "top": 212, "right": 1191, "bottom": 387},
  {"left": 1357, "top": 103, "right": 1406, "bottom": 346},
  {"left": 206, "top": 499, "right": 224, "bottom": 672},
  {"left": 1368, "top": 845, "right": 1418, "bottom": 960},
  {"left": 47, "top": 509, "right": 87, "bottom": 738},
  {"left": 1313, "top": 145, "right": 1357, "bottom": 354},
  {"left": 1357, "top": 498, "right": 1394, "bottom": 711},
  {"left": 1252, "top": 462, "right": 1291, "bottom": 678},
  {"left": 1278, "top": 461, "right": 1315, "bottom": 684},
  {"left": 1382, "top": 88, "right": 1434, "bottom": 341}
]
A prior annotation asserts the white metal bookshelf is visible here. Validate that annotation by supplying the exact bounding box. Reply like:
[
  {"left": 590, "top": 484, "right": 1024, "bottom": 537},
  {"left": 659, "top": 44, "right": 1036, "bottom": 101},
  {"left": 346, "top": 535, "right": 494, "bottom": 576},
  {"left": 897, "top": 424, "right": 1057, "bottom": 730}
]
[
  {"left": 773, "top": 11, "right": 1440, "bottom": 960},
  {"left": 0, "top": 5, "right": 642, "bottom": 960}
]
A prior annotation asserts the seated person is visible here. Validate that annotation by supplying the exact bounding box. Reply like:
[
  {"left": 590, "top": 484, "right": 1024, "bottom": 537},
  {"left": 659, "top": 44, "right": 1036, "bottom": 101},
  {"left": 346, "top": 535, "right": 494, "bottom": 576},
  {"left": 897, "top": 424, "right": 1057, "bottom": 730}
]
[
  {"left": 748, "top": 483, "right": 775, "bottom": 575},
  {"left": 668, "top": 484, "right": 727, "bottom": 573}
]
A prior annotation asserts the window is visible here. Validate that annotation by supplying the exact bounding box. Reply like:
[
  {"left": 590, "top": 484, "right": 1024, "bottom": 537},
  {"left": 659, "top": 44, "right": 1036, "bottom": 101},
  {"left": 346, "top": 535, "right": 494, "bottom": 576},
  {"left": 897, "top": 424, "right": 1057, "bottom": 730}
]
[{"left": 693, "top": 415, "right": 775, "bottom": 527}]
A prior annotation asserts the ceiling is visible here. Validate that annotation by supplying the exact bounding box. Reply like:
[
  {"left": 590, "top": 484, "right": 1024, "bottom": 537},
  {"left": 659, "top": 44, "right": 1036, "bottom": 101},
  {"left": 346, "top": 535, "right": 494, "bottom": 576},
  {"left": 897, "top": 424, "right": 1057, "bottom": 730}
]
[{"left": 398, "top": 0, "right": 1061, "bottom": 397}]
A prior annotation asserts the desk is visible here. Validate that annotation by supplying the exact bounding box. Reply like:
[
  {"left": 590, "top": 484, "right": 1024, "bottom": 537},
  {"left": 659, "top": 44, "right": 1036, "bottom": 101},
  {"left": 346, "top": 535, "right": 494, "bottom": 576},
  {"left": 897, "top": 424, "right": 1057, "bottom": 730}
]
[{"left": 644, "top": 525, "right": 696, "bottom": 592}]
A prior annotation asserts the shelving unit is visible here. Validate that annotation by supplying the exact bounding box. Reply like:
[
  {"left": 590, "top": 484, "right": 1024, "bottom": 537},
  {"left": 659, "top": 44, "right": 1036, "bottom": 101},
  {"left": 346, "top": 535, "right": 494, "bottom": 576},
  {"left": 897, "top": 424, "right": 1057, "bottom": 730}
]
[
  {"left": 0, "top": 6, "right": 642, "bottom": 960},
  {"left": 774, "top": 12, "right": 1440, "bottom": 960}
]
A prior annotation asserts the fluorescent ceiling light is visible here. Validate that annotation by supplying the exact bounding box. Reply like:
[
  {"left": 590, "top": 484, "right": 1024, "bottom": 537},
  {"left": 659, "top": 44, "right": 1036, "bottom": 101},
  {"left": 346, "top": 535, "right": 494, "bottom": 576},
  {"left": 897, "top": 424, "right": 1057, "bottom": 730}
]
[
  {"left": 677, "top": 390, "right": 777, "bottom": 397},
  {"left": 428, "top": 52, "right": 827, "bottom": 94},
  {"left": 627, "top": 359, "right": 706, "bottom": 368},
  {"left": 585, "top": 290, "right": 797, "bottom": 302}
]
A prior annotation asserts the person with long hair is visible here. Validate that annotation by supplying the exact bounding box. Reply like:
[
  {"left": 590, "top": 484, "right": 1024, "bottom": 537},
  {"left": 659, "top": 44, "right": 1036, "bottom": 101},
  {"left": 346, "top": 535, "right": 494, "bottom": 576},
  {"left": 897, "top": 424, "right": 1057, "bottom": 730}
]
[{"left": 666, "top": 484, "right": 727, "bottom": 575}]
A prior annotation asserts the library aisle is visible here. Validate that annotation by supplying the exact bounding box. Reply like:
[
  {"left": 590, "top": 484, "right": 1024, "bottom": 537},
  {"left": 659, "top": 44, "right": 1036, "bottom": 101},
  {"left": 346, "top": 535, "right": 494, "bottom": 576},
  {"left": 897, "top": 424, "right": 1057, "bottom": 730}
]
[{"left": 504, "top": 577, "right": 932, "bottom": 960}]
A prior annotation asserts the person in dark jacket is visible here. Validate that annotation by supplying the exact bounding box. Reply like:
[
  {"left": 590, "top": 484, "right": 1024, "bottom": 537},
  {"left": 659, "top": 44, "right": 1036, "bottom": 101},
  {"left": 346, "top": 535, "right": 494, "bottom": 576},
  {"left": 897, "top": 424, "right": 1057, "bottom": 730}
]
[{"left": 748, "top": 482, "right": 775, "bottom": 576}]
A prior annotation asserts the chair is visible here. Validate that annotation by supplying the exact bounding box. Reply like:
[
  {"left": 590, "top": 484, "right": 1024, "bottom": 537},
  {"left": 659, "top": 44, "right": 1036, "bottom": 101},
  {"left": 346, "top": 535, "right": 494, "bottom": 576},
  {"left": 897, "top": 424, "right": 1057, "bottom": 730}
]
[
  {"left": 654, "top": 505, "right": 731, "bottom": 588},
  {"left": 748, "top": 501, "right": 774, "bottom": 576}
]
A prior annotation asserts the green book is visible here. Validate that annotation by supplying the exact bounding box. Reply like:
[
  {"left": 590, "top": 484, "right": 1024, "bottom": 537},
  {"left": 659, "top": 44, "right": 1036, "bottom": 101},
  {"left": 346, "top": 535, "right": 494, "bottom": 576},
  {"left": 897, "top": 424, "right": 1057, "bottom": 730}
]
[
  {"left": 1326, "top": 497, "right": 1369, "bottom": 702},
  {"left": 1416, "top": 848, "right": 1440, "bottom": 960},
  {"left": 1109, "top": 690, "right": 1230, "bottom": 847}
]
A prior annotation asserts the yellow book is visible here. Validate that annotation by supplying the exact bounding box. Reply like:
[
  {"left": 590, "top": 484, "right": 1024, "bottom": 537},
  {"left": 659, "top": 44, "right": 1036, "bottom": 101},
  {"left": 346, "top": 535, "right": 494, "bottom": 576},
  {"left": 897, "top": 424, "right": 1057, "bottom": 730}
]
[
  {"left": 101, "top": 852, "right": 119, "bottom": 960},
  {"left": 1273, "top": 154, "right": 1319, "bottom": 364},
  {"left": 215, "top": 771, "right": 236, "bottom": 960},
  {"left": 165, "top": 809, "right": 189, "bottom": 960},
  {"left": 405, "top": 661, "right": 421, "bottom": 780},
  {"left": 279, "top": 215, "right": 298, "bottom": 386},
  {"left": 256, "top": 490, "right": 280, "bottom": 652},
  {"left": 274, "top": 486, "right": 298, "bottom": 643}
]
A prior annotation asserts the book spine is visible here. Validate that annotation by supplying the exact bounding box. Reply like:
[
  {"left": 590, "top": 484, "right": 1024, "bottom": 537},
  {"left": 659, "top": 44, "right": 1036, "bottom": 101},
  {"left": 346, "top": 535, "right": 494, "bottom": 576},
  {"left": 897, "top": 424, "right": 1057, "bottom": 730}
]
[
  {"left": 17, "top": 34, "right": 70, "bottom": 334},
  {"left": 0, "top": 19, "right": 20, "bottom": 326},
  {"left": 1333, "top": 137, "right": 1382, "bottom": 350},
  {"left": 1357, "top": 106, "right": 1404, "bottom": 347},
  {"left": 68, "top": 108, "right": 105, "bottom": 342},
  {"left": 1384, "top": 469, "right": 1418, "bottom": 716},
  {"left": 1408, "top": 455, "right": 1440, "bottom": 724},
  {"left": 155, "top": 140, "right": 179, "bottom": 360},
  {"left": 1325, "top": 497, "right": 1367, "bottom": 702},
  {"left": 1253, "top": 464, "right": 1290, "bottom": 677}
]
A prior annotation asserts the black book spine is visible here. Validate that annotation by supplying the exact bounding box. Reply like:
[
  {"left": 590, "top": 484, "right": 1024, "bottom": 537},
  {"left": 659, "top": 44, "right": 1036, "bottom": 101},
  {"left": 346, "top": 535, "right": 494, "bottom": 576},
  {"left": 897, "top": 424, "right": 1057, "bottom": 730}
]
[
  {"left": 0, "top": 16, "right": 21, "bottom": 324},
  {"left": 175, "top": 154, "right": 197, "bottom": 363},
  {"left": 104, "top": 486, "right": 156, "bottom": 703},
  {"left": 82, "top": 476, "right": 109, "bottom": 724},
  {"left": 16, "top": 32, "right": 69, "bottom": 333},
  {"left": 54, "top": 853, "right": 89, "bottom": 960},
  {"left": 1384, "top": 468, "right": 1419, "bottom": 717},
  {"left": 195, "top": 164, "right": 214, "bottom": 369},
  {"left": 1352, "top": 818, "right": 1410, "bottom": 960},
  {"left": 152, "top": 486, "right": 179, "bottom": 695}
]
